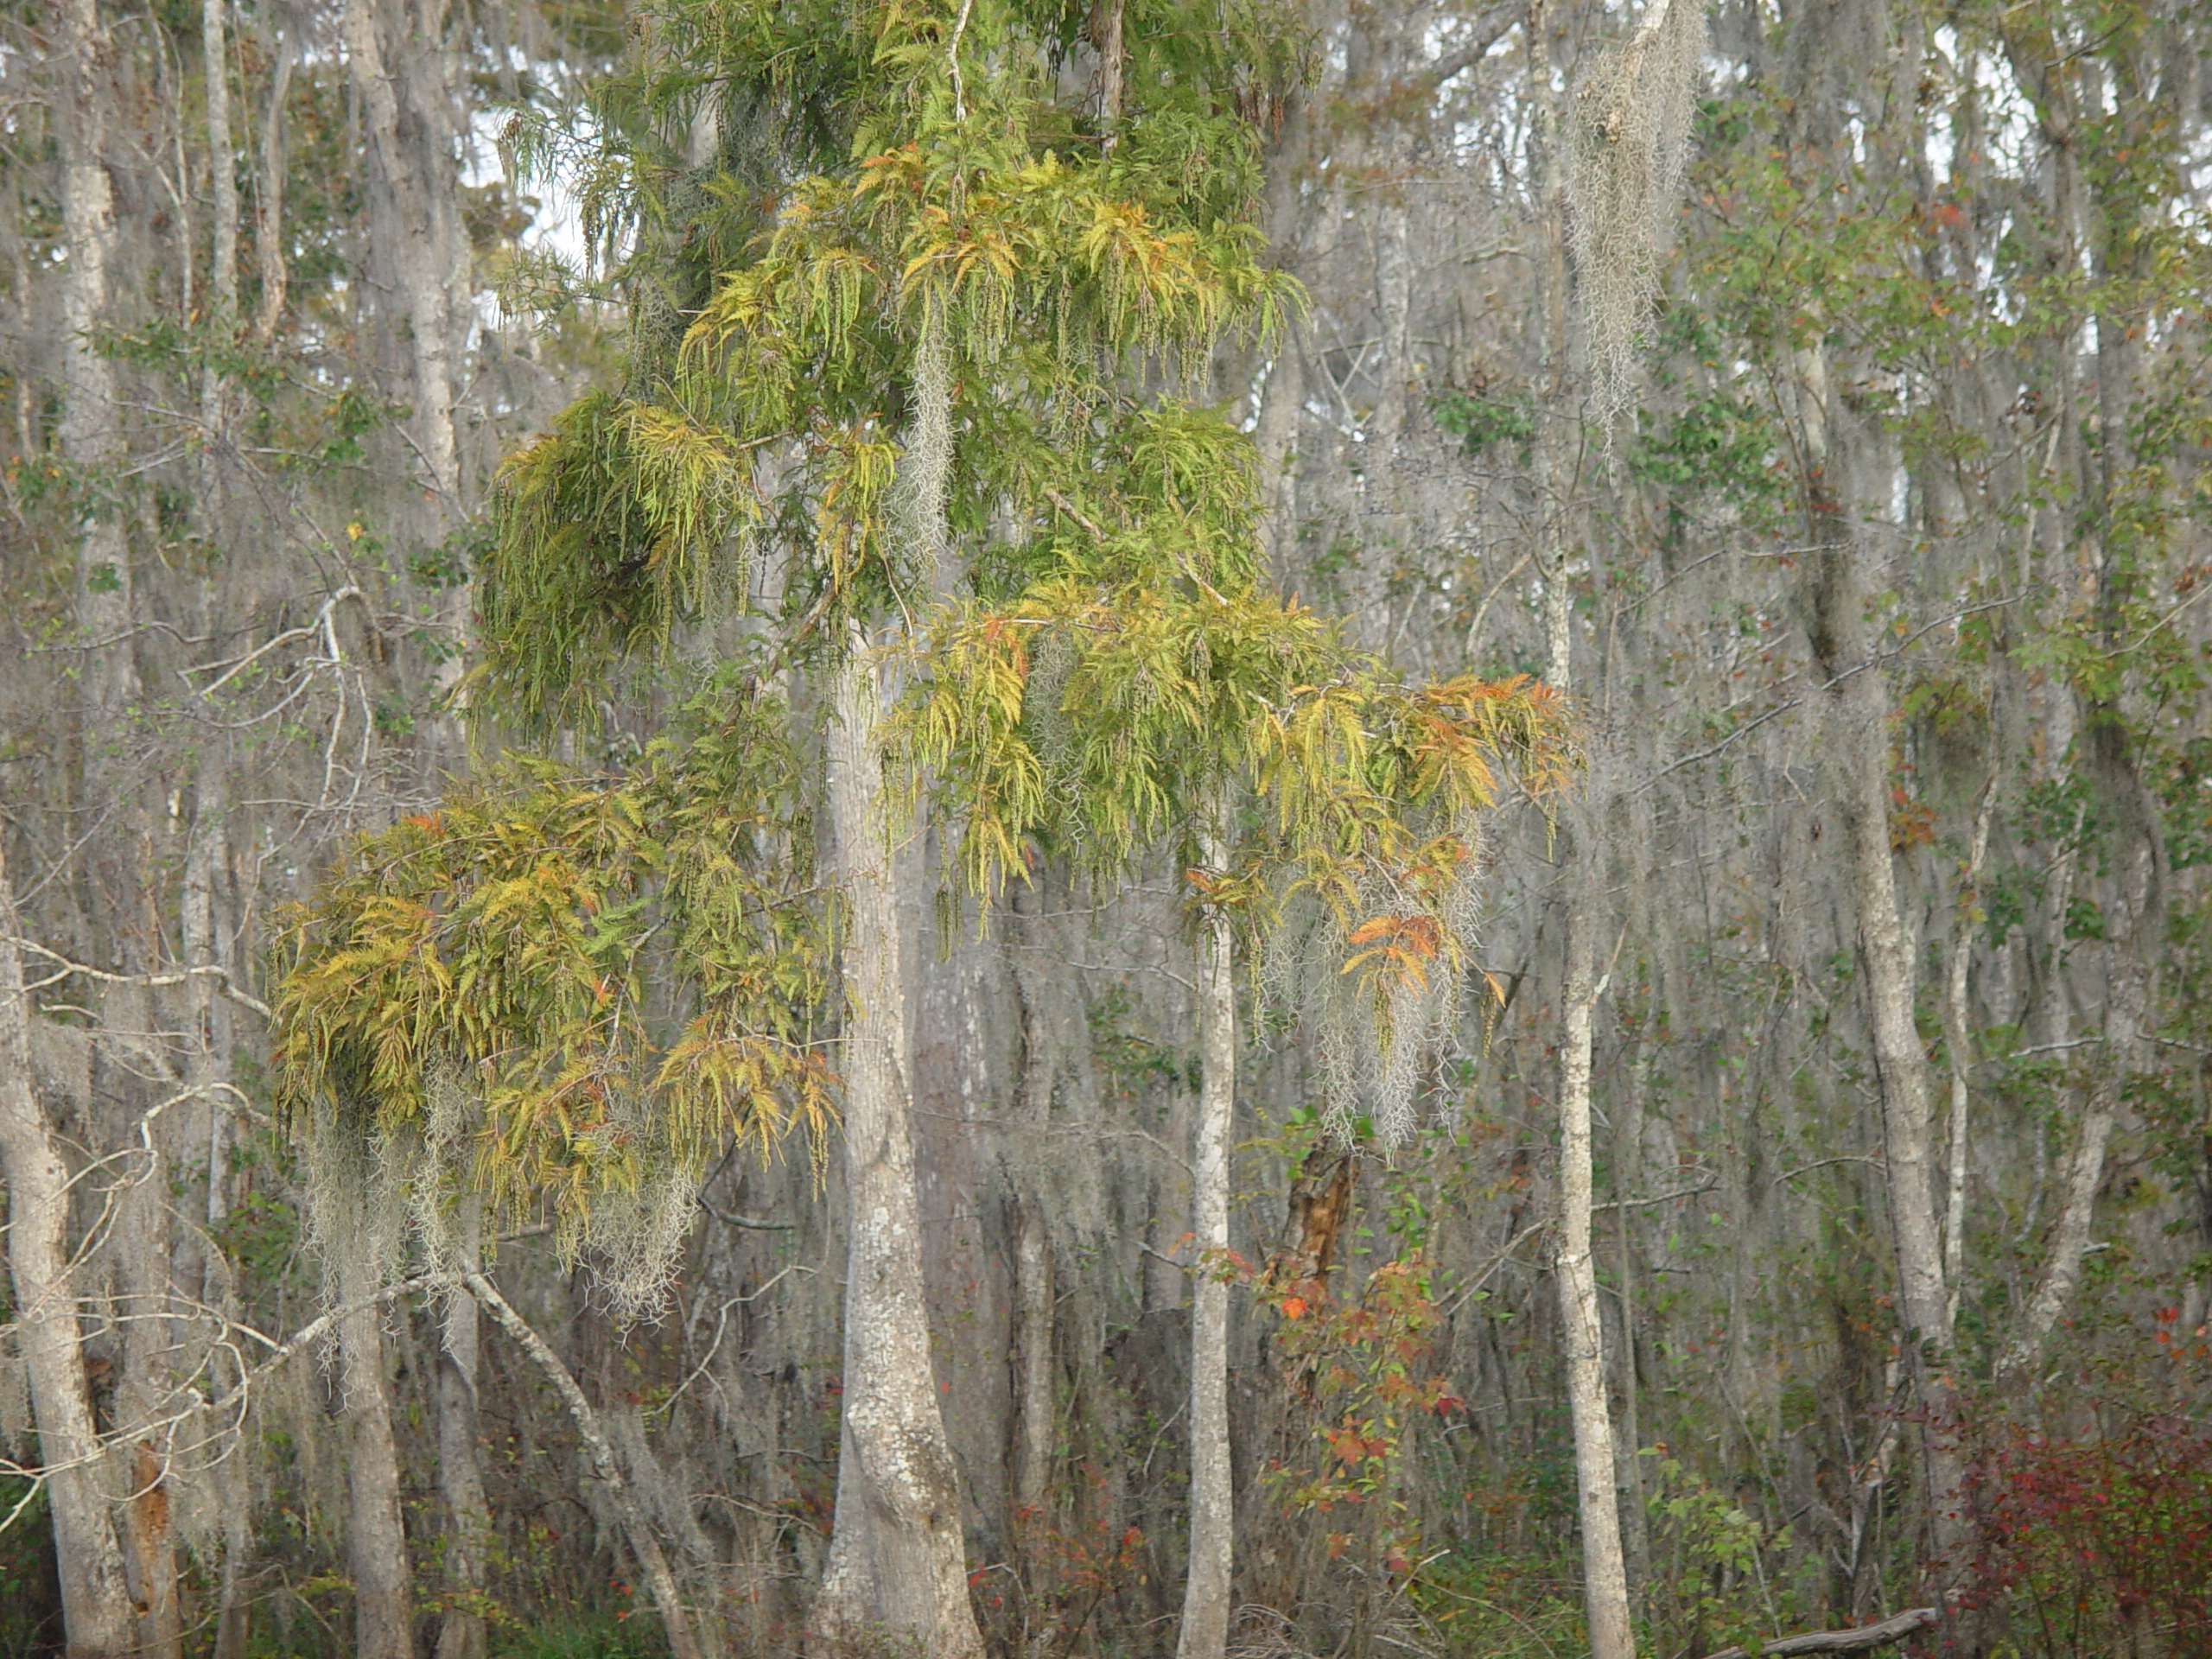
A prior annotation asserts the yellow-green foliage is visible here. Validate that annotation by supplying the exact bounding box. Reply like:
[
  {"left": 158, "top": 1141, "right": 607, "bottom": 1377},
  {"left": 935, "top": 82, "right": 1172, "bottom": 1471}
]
[
  {"left": 271, "top": 682, "right": 833, "bottom": 1268},
  {"left": 891, "top": 422, "right": 1577, "bottom": 1143},
  {"left": 473, "top": 0, "right": 1305, "bottom": 733},
  {"left": 901, "top": 579, "right": 1573, "bottom": 1003},
  {"left": 477, "top": 392, "right": 766, "bottom": 731}
]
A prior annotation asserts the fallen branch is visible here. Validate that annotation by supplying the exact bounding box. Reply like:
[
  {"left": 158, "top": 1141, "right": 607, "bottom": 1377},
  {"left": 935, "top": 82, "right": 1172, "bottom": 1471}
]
[{"left": 1698, "top": 1606, "right": 1939, "bottom": 1659}]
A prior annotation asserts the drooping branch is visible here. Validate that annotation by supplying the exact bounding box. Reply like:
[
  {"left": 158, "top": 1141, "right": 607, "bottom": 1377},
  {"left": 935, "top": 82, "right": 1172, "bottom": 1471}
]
[{"left": 461, "top": 1267, "right": 707, "bottom": 1659}]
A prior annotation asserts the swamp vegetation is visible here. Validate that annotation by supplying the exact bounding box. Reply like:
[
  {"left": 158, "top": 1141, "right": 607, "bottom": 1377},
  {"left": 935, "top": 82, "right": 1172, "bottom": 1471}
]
[{"left": 3, "top": 0, "right": 2211, "bottom": 1654}]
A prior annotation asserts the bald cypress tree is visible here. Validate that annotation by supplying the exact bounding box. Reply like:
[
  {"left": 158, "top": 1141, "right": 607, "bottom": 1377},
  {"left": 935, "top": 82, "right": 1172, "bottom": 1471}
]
[{"left": 283, "top": 0, "right": 1310, "bottom": 1648}]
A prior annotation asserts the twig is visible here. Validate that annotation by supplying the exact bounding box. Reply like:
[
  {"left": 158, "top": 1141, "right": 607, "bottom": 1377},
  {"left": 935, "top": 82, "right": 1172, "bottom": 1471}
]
[
  {"left": 1593, "top": 1173, "right": 1717, "bottom": 1211},
  {"left": 182, "top": 586, "right": 363, "bottom": 696},
  {"left": 662, "top": 1265, "right": 815, "bottom": 1413},
  {"left": 1042, "top": 486, "right": 1108, "bottom": 541},
  {"left": 696, "top": 1197, "right": 796, "bottom": 1230}
]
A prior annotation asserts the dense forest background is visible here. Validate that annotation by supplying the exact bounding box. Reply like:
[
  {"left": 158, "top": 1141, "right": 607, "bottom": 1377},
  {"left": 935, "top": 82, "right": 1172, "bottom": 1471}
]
[{"left": 3, "top": 0, "right": 2210, "bottom": 1655}]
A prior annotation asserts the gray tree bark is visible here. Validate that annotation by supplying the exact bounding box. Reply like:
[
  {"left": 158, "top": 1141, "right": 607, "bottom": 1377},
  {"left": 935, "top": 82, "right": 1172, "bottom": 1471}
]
[
  {"left": 1941, "top": 782, "right": 1994, "bottom": 1332},
  {"left": 1175, "top": 807, "right": 1236, "bottom": 1659},
  {"left": 251, "top": 22, "right": 293, "bottom": 343},
  {"left": 337, "top": 1237, "right": 417, "bottom": 1659},
  {"left": 1008, "top": 897, "right": 1058, "bottom": 1523},
  {"left": 1557, "top": 913, "right": 1634, "bottom": 1659},
  {"left": 111, "top": 1105, "right": 184, "bottom": 1659},
  {"left": 56, "top": 0, "right": 134, "bottom": 726},
  {"left": 0, "top": 847, "right": 138, "bottom": 1657},
  {"left": 342, "top": 0, "right": 461, "bottom": 506},
  {"left": 200, "top": 0, "right": 238, "bottom": 446},
  {"left": 1542, "top": 458, "right": 1633, "bottom": 1659},
  {"left": 811, "top": 626, "right": 985, "bottom": 1659}
]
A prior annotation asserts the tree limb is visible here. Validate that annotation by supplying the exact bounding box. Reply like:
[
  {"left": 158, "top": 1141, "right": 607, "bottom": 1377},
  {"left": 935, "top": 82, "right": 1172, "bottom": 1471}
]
[{"left": 1698, "top": 1605, "right": 1941, "bottom": 1659}]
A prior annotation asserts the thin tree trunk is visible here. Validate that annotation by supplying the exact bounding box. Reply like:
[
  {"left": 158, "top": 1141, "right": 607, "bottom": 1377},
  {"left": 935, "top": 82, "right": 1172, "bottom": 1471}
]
[
  {"left": 0, "top": 848, "right": 137, "bottom": 1657},
  {"left": 209, "top": 1396, "right": 253, "bottom": 1659},
  {"left": 1558, "top": 912, "right": 1634, "bottom": 1659},
  {"left": 200, "top": 0, "right": 238, "bottom": 445},
  {"left": 812, "top": 627, "right": 985, "bottom": 1659},
  {"left": 1796, "top": 343, "right": 1965, "bottom": 1572},
  {"left": 1999, "top": 1103, "right": 2113, "bottom": 1376},
  {"left": 55, "top": 10, "right": 171, "bottom": 1637},
  {"left": 337, "top": 1237, "right": 416, "bottom": 1659},
  {"left": 1845, "top": 679, "right": 1953, "bottom": 1367},
  {"left": 1175, "top": 805, "right": 1236, "bottom": 1659},
  {"left": 461, "top": 1268, "right": 705, "bottom": 1659},
  {"left": 435, "top": 1202, "right": 491, "bottom": 1659},
  {"left": 342, "top": 0, "right": 460, "bottom": 504},
  {"left": 1999, "top": 721, "right": 2163, "bottom": 1379},
  {"left": 1007, "top": 881, "right": 1058, "bottom": 1526},
  {"left": 251, "top": 25, "right": 291, "bottom": 344},
  {"left": 202, "top": 0, "right": 238, "bottom": 321},
  {"left": 57, "top": 0, "right": 134, "bottom": 724},
  {"left": 114, "top": 1128, "right": 184, "bottom": 1659},
  {"left": 186, "top": 796, "right": 251, "bottom": 1659},
  {"left": 1942, "top": 781, "right": 1994, "bottom": 1332},
  {"left": 1094, "top": 0, "right": 1124, "bottom": 143},
  {"left": 1529, "top": 130, "right": 1633, "bottom": 1639}
]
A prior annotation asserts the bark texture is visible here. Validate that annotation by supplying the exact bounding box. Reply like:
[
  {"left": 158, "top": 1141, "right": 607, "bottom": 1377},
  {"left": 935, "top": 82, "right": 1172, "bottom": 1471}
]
[
  {"left": 1557, "top": 913, "right": 1633, "bottom": 1659},
  {"left": 1174, "top": 810, "right": 1236, "bottom": 1659},
  {"left": 811, "top": 630, "right": 985, "bottom": 1659},
  {"left": 0, "top": 852, "right": 137, "bottom": 1656},
  {"left": 434, "top": 1205, "right": 490, "bottom": 1659},
  {"left": 338, "top": 1241, "right": 417, "bottom": 1659}
]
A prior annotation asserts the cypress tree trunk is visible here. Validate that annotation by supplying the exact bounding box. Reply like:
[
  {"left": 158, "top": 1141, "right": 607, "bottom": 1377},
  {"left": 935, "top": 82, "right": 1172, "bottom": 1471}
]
[
  {"left": 112, "top": 1122, "right": 184, "bottom": 1659},
  {"left": 200, "top": 0, "right": 238, "bottom": 439},
  {"left": 812, "top": 626, "right": 985, "bottom": 1659},
  {"left": 1175, "top": 806, "right": 1236, "bottom": 1659},
  {"left": 56, "top": 0, "right": 137, "bottom": 741},
  {"left": 337, "top": 1233, "right": 417, "bottom": 1659},
  {"left": 0, "top": 849, "right": 137, "bottom": 1656},
  {"left": 1797, "top": 344, "right": 1965, "bottom": 1570},
  {"left": 250, "top": 22, "right": 293, "bottom": 343},
  {"left": 343, "top": 0, "right": 461, "bottom": 506},
  {"left": 1540, "top": 416, "right": 1633, "bottom": 1659}
]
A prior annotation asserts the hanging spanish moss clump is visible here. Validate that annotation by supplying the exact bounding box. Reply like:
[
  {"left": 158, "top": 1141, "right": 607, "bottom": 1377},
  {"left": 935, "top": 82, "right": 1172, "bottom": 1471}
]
[
  {"left": 1022, "top": 623, "right": 1082, "bottom": 805},
  {"left": 1567, "top": 0, "right": 1708, "bottom": 428},
  {"left": 302, "top": 1099, "right": 414, "bottom": 1366},
  {"left": 566, "top": 1089, "right": 703, "bottom": 1325},
  {"left": 1260, "top": 814, "right": 1487, "bottom": 1148},
  {"left": 893, "top": 296, "right": 955, "bottom": 589},
  {"left": 309, "top": 1056, "right": 708, "bottom": 1327}
]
